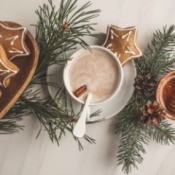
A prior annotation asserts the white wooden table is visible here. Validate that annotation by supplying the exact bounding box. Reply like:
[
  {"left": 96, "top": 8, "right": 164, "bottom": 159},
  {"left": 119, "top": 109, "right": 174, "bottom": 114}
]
[{"left": 1, "top": 0, "right": 175, "bottom": 175}]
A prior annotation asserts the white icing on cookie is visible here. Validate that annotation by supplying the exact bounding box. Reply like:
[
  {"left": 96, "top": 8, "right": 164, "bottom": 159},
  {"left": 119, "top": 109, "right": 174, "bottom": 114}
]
[
  {"left": 0, "top": 23, "right": 29, "bottom": 60},
  {"left": 111, "top": 29, "right": 119, "bottom": 39},
  {"left": 6, "top": 35, "right": 19, "bottom": 46},
  {"left": 9, "top": 47, "right": 24, "bottom": 54},
  {"left": 122, "top": 31, "right": 132, "bottom": 42},
  {"left": 106, "top": 43, "right": 113, "bottom": 49},
  {"left": 0, "top": 57, "right": 17, "bottom": 87},
  {"left": 124, "top": 46, "right": 136, "bottom": 55}
]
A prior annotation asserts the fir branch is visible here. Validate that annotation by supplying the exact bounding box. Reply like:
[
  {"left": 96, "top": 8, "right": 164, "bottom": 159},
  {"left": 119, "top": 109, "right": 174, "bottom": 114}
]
[
  {"left": 1, "top": 0, "right": 100, "bottom": 149},
  {"left": 31, "top": 0, "right": 100, "bottom": 86},
  {"left": 136, "top": 25, "right": 175, "bottom": 76},
  {"left": 0, "top": 95, "right": 30, "bottom": 134},
  {"left": 115, "top": 95, "right": 149, "bottom": 174},
  {"left": 146, "top": 120, "right": 175, "bottom": 144},
  {"left": 0, "top": 117, "right": 23, "bottom": 134},
  {"left": 28, "top": 0, "right": 100, "bottom": 147},
  {"left": 117, "top": 124, "right": 149, "bottom": 173},
  {"left": 115, "top": 25, "right": 175, "bottom": 173}
]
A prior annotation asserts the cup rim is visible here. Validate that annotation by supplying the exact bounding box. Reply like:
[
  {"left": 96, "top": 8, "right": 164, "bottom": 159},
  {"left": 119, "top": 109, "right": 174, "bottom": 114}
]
[{"left": 63, "top": 45, "right": 124, "bottom": 106}]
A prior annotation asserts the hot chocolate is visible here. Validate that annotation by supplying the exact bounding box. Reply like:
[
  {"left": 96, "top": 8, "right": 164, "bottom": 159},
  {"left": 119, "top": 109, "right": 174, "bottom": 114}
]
[{"left": 68, "top": 48, "right": 120, "bottom": 103}]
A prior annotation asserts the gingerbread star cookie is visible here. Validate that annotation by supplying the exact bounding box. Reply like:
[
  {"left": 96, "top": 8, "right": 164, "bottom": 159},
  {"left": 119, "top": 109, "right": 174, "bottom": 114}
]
[
  {"left": 103, "top": 25, "right": 142, "bottom": 65},
  {"left": 0, "top": 22, "right": 30, "bottom": 60},
  {"left": 0, "top": 44, "right": 19, "bottom": 91}
]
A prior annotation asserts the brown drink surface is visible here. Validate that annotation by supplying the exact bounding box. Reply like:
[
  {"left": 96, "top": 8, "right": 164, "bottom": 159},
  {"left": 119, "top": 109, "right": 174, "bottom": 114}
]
[{"left": 69, "top": 48, "right": 119, "bottom": 103}]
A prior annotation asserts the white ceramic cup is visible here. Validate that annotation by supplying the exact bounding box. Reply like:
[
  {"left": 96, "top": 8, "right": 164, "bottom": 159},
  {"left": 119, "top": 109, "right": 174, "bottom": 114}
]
[{"left": 63, "top": 45, "right": 123, "bottom": 106}]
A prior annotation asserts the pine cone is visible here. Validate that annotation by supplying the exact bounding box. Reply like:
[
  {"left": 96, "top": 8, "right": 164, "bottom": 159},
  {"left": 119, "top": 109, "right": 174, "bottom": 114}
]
[
  {"left": 134, "top": 73, "right": 156, "bottom": 96},
  {"left": 141, "top": 101, "right": 165, "bottom": 125}
]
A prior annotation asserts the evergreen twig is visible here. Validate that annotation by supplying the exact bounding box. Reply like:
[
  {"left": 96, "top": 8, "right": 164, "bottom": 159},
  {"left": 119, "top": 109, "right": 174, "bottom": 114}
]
[
  {"left": 115, "top": 25, "right": 175, "bottom": 173},
  {"left": 0, "top": 0, "right": 100, "bottom": 148}
]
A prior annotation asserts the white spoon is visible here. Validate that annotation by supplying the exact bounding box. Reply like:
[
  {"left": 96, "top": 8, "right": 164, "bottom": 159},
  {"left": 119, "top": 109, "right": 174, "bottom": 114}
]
[{"left": 73, "top": 94, "right": 92, "bottom": 138}]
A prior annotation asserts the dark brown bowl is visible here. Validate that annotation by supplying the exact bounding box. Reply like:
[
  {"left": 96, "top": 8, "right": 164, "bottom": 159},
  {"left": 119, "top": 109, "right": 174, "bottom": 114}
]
[{"left": 0, "top": 21, "right": 39, "bottom": 119}]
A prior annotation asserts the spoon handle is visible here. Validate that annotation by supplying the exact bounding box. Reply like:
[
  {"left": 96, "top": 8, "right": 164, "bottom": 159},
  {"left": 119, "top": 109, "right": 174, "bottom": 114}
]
[{"left": 73, "top": 94, "right": 91, "bottom": 138}]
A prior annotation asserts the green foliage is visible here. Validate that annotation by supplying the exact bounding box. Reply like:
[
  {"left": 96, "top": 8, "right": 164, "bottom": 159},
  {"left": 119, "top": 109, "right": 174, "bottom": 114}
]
[
  {"left": 0, "top": 0, "right": 100, "bottom": 149},
  {"left": 1, "top": 0, "right": 175, "bottom": 172},
  {"left": 115, "top": 25, "right": 175, "bottom": 174},
  {"left": 136, "top": 25, "right": 175, "bottom": 76}
]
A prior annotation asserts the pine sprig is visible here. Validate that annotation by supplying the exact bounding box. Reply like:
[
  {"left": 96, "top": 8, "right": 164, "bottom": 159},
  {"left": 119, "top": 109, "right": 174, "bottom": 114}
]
[
  {"left": 136, "top": 25, "right": 175, "bottom": 76},
  {"left": 115, "top": 95, "right": 149, "bottom": 174},
  {"left": 117, "top": 124, "right": 149, "bottom": 173},
  {"left": 29, "top": 0, "right": 100, "bottom": 87},
  {"left": 30, "top": 0, "right": 100, "bottom": 148},
  {"left": 146, "top": 120, "right": 175, "bottom": 145},
  {"left": 115, "top": 25, "right": 175, "bottom": 173},
  {"left": 0, "top": 0, "right": 100, "bottom": 149},
  {"left": 0, "top": 117, "right": 23, "bottom": 134}
]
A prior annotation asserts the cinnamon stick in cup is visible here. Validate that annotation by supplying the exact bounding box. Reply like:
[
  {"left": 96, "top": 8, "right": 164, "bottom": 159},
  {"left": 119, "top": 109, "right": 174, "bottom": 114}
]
[{"left": 74, "top": 85, "right": 87, "bottom": 97}]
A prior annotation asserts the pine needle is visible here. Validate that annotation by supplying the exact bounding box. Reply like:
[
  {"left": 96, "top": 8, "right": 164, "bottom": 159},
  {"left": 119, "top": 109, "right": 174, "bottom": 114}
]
[
  {"left": 1, "top": 0, "right": 100, "bottom": 148},
  {"left": 115, "top": 25, "right": 175, "bottom": 173}
]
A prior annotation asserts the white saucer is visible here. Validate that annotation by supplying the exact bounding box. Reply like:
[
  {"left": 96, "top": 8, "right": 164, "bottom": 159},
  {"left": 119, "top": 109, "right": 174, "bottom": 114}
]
[{"left": 47, "top": 60, "right": 136, "bottom": 122}]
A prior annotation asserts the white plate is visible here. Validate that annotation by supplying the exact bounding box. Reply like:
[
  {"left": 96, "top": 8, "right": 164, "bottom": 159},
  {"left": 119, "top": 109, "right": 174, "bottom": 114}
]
[{"left": 47, "top": 60, "right": 136, "bottom": 122}]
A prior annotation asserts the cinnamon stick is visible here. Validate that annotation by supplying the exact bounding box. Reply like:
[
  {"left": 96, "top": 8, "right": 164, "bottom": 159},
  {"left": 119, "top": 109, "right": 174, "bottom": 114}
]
[{"left": 74, "top": 85, "right": 87, "bottom": 97}]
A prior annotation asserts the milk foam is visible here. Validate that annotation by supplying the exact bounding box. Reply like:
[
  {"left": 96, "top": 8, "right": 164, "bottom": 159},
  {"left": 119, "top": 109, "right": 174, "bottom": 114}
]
[{"left": 69, "top": 48, "right": 119, "bottom": 103}]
